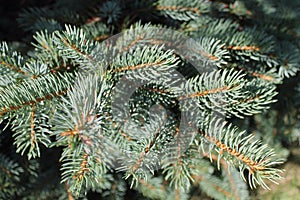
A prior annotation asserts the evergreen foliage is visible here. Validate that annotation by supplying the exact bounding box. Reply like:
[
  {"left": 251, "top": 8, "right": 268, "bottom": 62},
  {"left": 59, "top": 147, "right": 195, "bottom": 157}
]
[{"left": 0, "top": 0, "right": 299, "bottom": 199}]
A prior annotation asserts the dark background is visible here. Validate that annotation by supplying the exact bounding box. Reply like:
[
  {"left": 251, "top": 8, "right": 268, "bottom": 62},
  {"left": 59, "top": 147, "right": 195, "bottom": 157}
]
[{"left": 0, "top": 0, "right": 53, "bottom": 41}]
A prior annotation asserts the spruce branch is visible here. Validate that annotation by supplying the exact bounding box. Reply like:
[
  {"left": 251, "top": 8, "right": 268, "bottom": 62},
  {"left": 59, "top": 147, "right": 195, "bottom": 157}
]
[
  {"left": 195, "top": 118, "right": 283, "bottom": 189},
  {"left": 1, "top": 0, "right": 298, "bottom": 199},
  {"left": 157, "top": 0, "right": 210, "bottom": 21}
]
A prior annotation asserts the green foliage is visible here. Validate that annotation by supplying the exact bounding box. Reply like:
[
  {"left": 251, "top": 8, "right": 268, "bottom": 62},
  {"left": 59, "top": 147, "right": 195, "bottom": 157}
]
[{"left": 0, "top": 0, "right": 299, "bottom": 199}]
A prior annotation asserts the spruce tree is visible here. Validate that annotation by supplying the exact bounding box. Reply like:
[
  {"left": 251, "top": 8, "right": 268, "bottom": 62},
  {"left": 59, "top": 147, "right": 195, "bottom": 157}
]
[{"left": 0, "top": 0, "right": 299, "bottom": 199}]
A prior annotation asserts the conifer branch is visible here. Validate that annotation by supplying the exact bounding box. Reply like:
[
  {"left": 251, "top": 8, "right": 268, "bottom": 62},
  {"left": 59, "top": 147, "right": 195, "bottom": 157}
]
[
  {"left": 238, "top": 94, "right": 261, "bottom": 104},
  {"left": 156, "top": 5, "right": 200, "bottom": 15},
  {"left": 137, "top": 38, "right": 219, "bottom": 61},
  {"left": 179, "top": 85, "right": 237, "bottom": 100},
  {"left": 203, "top": 153, "right": 241, "bottom": 200},
  {"left": 250, "top": 72, "right": 274, "bottom": 81},
  {"left": 1, "top": 0, "right": 297, "bottom": 198},
  {"left": 60, "top": 127, "right": 79, "bottom": 137},
  {"left": 61, "top": 38, "right": 92, "bottom": 61},
  {"left": 129, "top": 119, "right": 163, "bottom": 175},
  {"left": 198, "top": 129, "right": 266, "bottom": 173},
  {"left": 0, "top": 89, "right": 68, "bottom": 116},
  {"left": 72, "top": 153, "right": 90, "bottom": 181},
  {"left": 0, "top": 61, "right": 27, "bottom": 76},
  {"left": 113, "top": 60, "right": 163, "bottom": 73},
  {"left": 109, "top": 119, "right": 132, "bottom": 141},
  {"left": 0, "top": 164, "right": 11, "bottom": 176},
  {"left": 227, "top": 45, "right": 260, "bottom": 51},
  {"left": 138, "top": 179, "right": 156, "bottom": 190},
  {"left": 122, "top": 35, "right": 145, "bottom": 51},
  {"left": 30, "top": 104, "right": 36, "bottom": 147},
  {"left": 174, "top": 188, "right": 180, "bottom": 200},
  {"left": 191, "top": 172, "right": 237, "bottom": 198},
  {"left": 237, "top": 66, "right": 275, "bottom": 82},
  {"left": 95, "top": 34, "right": 111, "bottom": 41},
  {"left": 65, "top": 183, "right": 74, "bottom": 200}
]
